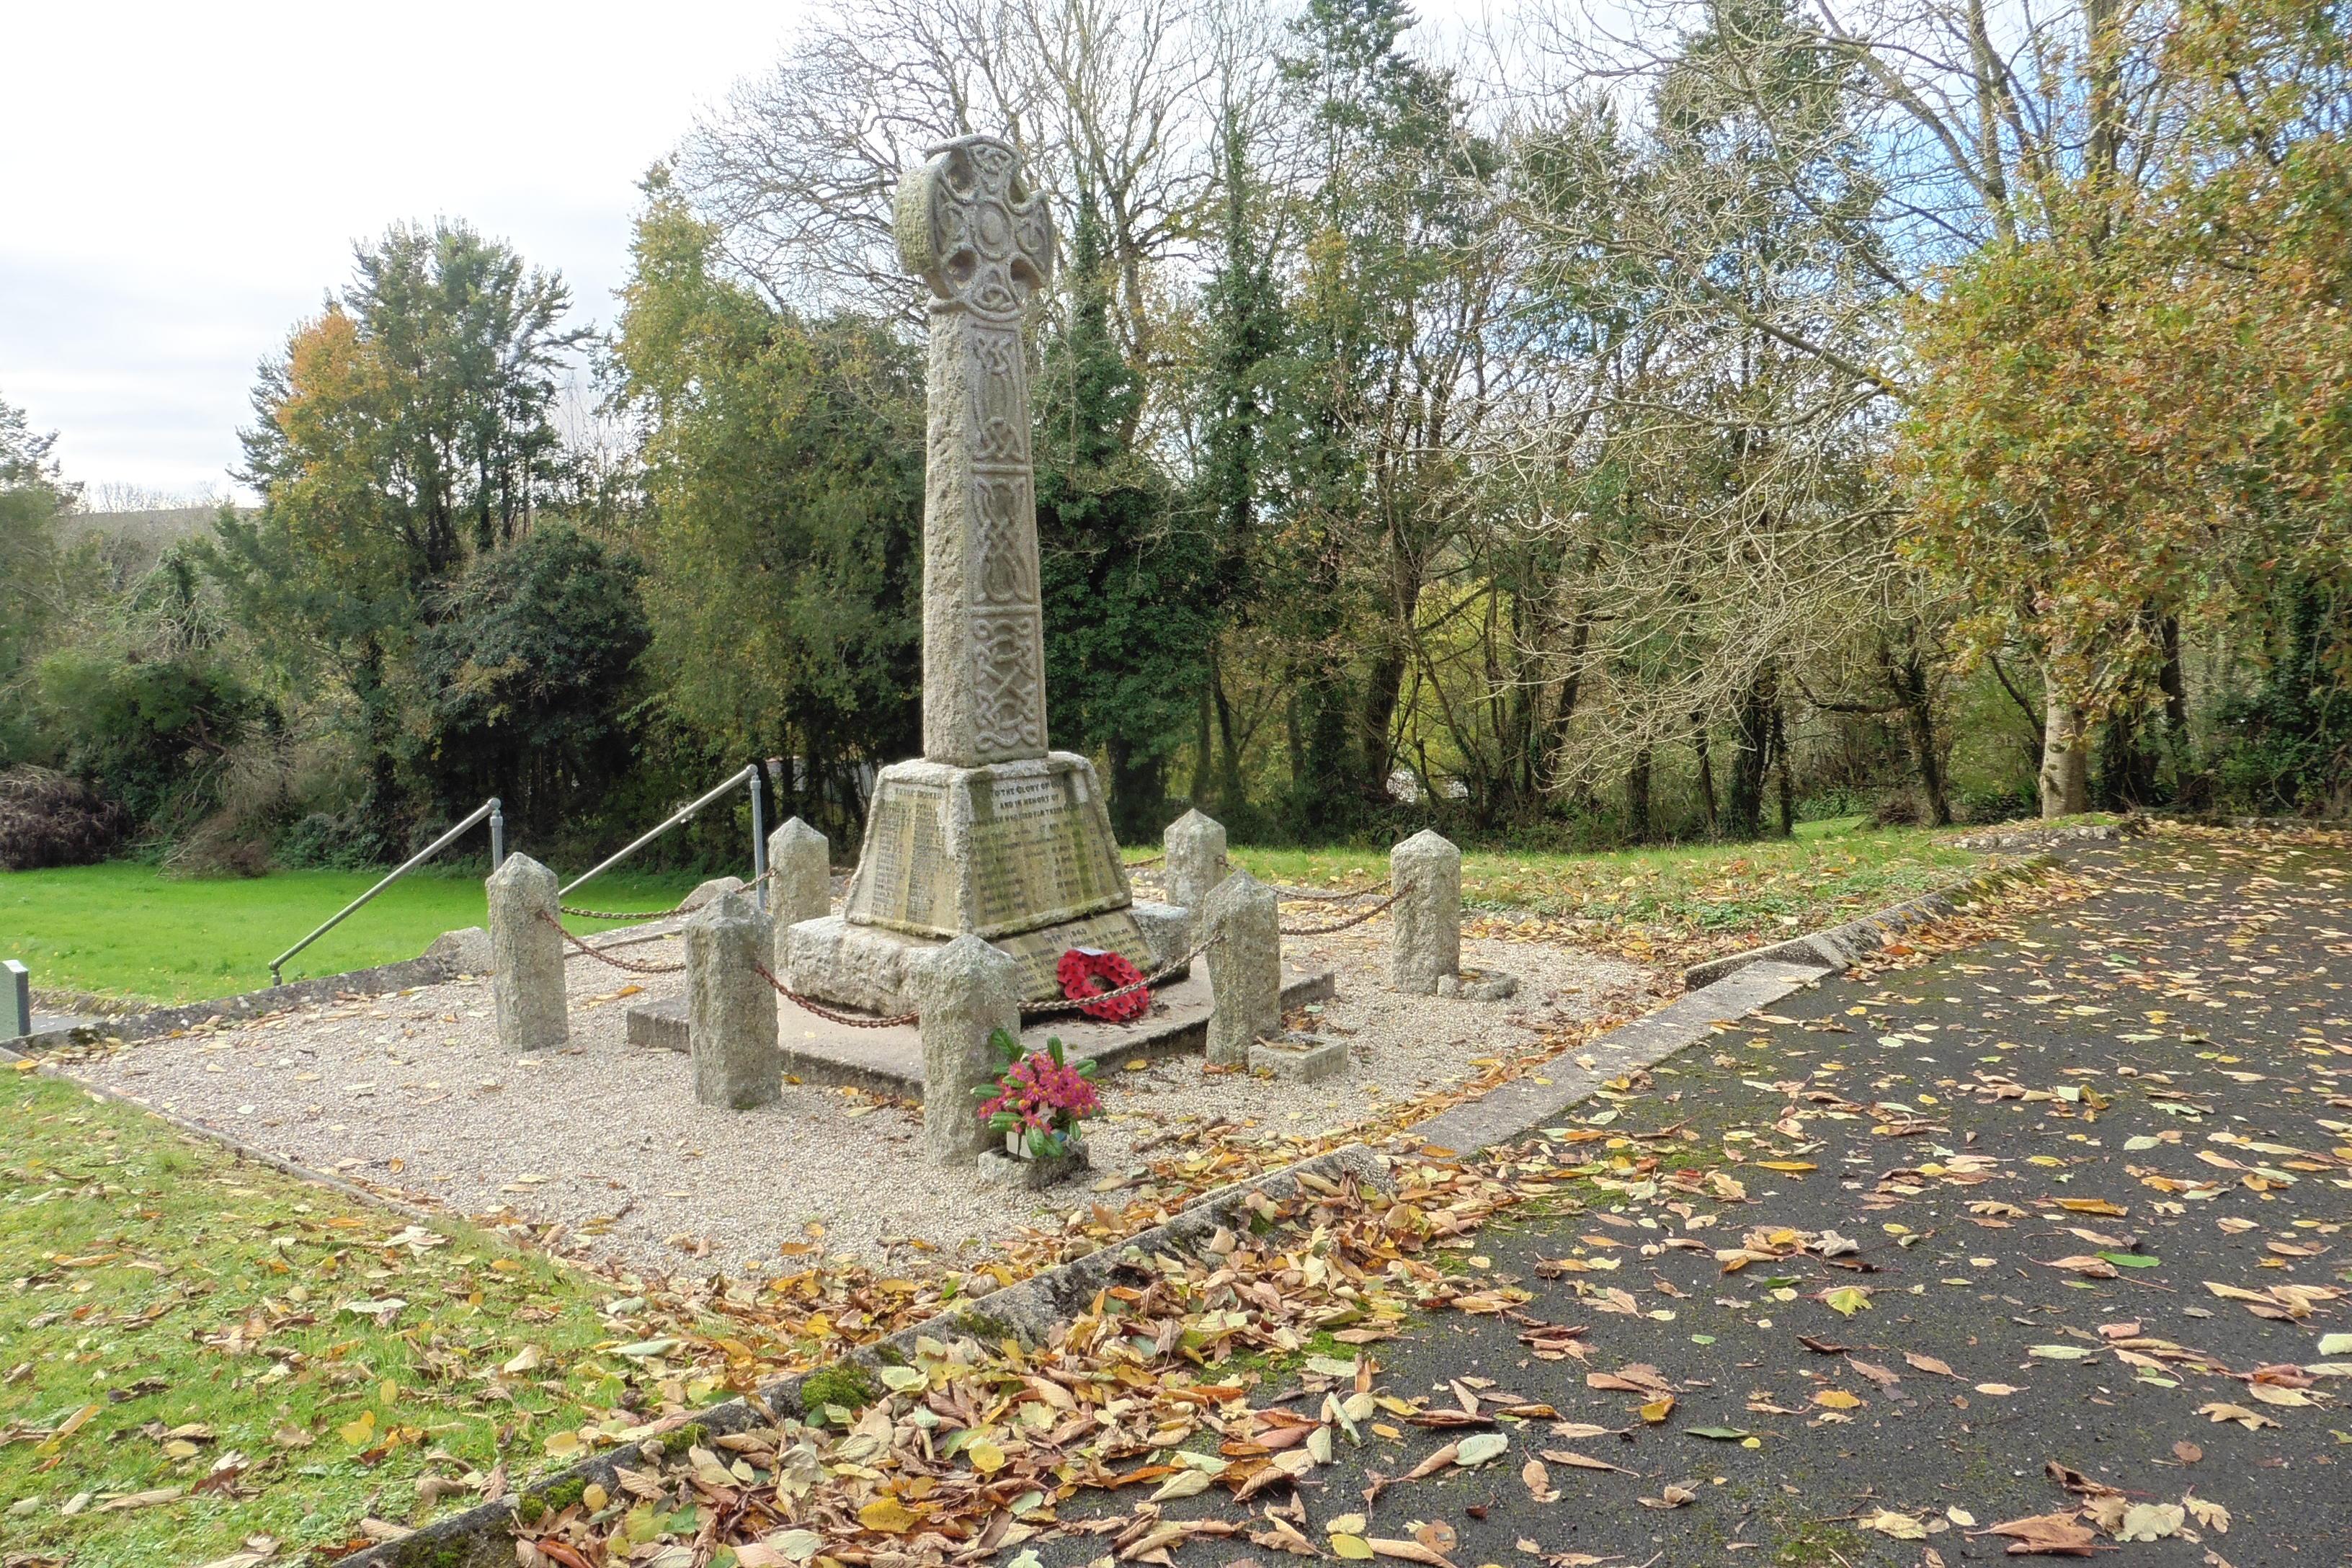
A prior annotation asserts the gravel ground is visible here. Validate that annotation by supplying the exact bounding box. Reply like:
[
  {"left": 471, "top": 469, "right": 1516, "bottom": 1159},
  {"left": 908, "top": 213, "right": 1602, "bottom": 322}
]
[{"left": 66, "top": 917, "right": 1642, "bottom": 1280}]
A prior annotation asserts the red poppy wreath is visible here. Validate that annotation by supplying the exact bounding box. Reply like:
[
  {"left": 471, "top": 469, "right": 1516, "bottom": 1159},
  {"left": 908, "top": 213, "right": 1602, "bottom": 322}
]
[{"left": 1057, "top": 946, "right": 1150, "bottom": 1023}]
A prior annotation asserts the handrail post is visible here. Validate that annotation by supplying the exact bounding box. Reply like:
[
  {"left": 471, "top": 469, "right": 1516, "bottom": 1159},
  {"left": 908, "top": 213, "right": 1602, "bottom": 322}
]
[
  {"left": 749, "top": 764, "right": 768, "bottom": 912},
  {"left": 489, "top": 797, "right": 506, "bottom": 870}
]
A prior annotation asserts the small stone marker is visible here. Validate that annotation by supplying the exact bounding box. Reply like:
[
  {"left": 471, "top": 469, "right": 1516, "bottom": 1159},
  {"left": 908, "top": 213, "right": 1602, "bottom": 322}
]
[
  {"left": 685, "top": 891, "right": 780, "bottom": 1110},
  {"left": 1249, "top": 1030, "right": 1346, "bottom": 1084},
  {"left": 1391, "top": 829, "right": 1463, "bottom": 995},
  {"left": 486, "top": 854, "right": 566, "bottom": 1052},
  {"left": 1164, "top": 808, "right": 1230, "bottom": 925},
  {"left": 915, "top": 935, "right": 1021, "bottom": 1167},
  {"left": 422, "top": 925, "right": 492, "bottom": 975},
  {"left": 1202, "top": 869, "right": 1280, "bottom": 1067},
  {"left": 678, "top": 875, "right": 748, "bottom": 913},
  {"left": 767, "top": 817, "right": 831, "bottom": 937},
  {"left": 4, "top": 960, "right": 28, "bottom": 1041}
]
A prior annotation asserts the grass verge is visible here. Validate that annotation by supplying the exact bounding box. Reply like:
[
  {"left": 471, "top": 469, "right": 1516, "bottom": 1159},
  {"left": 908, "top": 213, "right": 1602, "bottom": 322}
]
[
  {"left": 0, "top": 863, "right": 713, "bottom": 1004},
  {"left": 0, "top": 1065, "right": 630, "bottom": 1567},
  {"left": 1213, "top": 818, "right": 1980, "bottom": 971}
]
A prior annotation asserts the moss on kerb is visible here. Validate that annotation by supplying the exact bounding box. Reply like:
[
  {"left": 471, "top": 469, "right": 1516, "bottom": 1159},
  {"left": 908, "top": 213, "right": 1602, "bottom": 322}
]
[
  {"left": 514, "top": 1475, "right": 588, "bottom": 1523},
  {"left": 390, "top": 1533, "right": 488, "bottom": 1568},
  {"left": 949, "top": 1307, "right": 1022, "bottom": 1345},
  {"left": 799, "top": 1361, "right": 881, "bottom": 1415}
]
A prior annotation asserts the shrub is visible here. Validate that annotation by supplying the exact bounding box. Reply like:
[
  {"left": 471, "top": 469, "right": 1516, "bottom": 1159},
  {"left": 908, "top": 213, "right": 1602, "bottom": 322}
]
[{"left": 0, "top": 765, "right": 130, "bottom": 869}]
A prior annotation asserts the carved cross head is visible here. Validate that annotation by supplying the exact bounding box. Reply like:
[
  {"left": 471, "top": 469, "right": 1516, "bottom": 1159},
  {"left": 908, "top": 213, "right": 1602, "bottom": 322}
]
[{"left": 896, "top": 135, "right": 1054, "bottom": 316}]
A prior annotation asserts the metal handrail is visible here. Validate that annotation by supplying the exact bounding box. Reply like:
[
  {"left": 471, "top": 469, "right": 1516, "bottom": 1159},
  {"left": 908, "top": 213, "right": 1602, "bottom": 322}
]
[
  {"left": 270, "top": 797, "right": 505, "bottom": 985},
  {"left": 560, "top": 765, "right": 769, "bottom": 907}
]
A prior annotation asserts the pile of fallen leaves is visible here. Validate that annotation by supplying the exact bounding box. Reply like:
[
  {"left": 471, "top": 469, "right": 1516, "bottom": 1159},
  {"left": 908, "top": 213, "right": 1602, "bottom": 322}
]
[{"left": 511, "top": 1157, "right": 1551, "bottom": 1567}]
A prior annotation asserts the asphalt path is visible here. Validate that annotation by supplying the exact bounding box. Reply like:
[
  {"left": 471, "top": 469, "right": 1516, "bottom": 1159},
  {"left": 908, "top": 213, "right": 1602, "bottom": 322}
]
[{"left": 1037, "top": 827, "right": 2352, "bottom": 1567}]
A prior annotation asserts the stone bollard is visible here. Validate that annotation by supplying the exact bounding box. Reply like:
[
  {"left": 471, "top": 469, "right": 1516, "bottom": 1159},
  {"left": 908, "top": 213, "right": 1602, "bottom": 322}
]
[
  {"left": 766, "top": 816, "right": 831, "bottom": 956},
  {"left": 685, "top": 891, "right": 780, "bottom": 1109},
  {"left": 1202, "top": 869, "right": 1280, "bottom": 1067},
  {"left": 915, "top": 935, "right": 1022, "bottom": 1167},
  {"left": 486, "top": 853, "right": 567, "bottom": 1052},
  {"left": 1390, "top": 829, "right": 1462, "bottom": 994},
  {"left": 1163, "top": 808, "right": 1230, "bottom": 927},
  {"left": 4, "top": 960, "right": 28, "bottom": 1041}
]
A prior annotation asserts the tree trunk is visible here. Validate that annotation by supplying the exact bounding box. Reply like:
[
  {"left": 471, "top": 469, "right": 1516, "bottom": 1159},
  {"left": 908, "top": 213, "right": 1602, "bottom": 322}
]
[
  {"left": 1883, "top": 644, "right": 1954, "bottom": 827},
  {"left": 1190, "top": 682, "right": 1213, "bottom": 807},
  {"left": 1724, "top": 670, "right": 1777, "bottom": 839},
  {"left": 1213, "top": 647, "right": 1245, "bottom": 811},
  {"left": 1690, "top": 713, "right": 1719, "bottom": 837},
  {"left": 2157, "top": 612, "right": 2195, "bottom": 801},
  {"left": 1107, "top": 735, "right": 1163, "bottom": 842},
  {"left": 1360, "top": 643, "right": 1406, "bottom": 806},
  {"left": 1772, "top": 705, "right": 1795, "bottom": 837},
  {"left": 2039, "top": 685, "right": 2090, "bottom": 818},
  {"left": 353, "top": 633, "right": 403, "bottom": 860},
  {"left": 1626, "top": 748, "right": 1652, "bottom": 843}
]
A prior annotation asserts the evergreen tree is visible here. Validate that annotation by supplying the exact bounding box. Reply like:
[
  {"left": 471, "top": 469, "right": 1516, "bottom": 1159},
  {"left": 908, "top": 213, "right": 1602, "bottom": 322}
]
[{"left": 1035, "top": 199, "right": 1215, "bottom": 840}]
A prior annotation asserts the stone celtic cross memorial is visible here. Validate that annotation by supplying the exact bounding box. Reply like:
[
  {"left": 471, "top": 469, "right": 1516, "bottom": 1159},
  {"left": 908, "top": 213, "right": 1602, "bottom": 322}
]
[{"left": 783, "top": 135, "right": 1159, "bottom": 1010}]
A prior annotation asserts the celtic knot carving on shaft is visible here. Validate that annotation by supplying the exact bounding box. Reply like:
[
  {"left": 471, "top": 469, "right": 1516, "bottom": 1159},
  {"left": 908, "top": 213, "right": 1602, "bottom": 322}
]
[{"left": 971, "top": 610, "right": 1046, "bottom": 754}]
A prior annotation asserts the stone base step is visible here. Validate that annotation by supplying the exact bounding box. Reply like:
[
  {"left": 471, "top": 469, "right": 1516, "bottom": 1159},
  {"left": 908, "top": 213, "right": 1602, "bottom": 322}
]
[{"left": 625, "top": 964, "right": 1336, "bottom": 1097}]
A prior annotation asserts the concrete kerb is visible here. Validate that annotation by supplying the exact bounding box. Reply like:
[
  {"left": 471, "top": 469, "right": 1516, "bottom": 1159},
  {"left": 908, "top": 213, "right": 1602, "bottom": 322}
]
[
  {"left": 1399, "top": 958, "right": 1836, "bottom": 1157},
  {"left": 4, "top": 953, "right": 463, "bottom": 1057},
  {"left": 1679, "top": 851, "right": 2058, "bottom": 992},
  {"left": 332, "top": 1141, "right": 1394, "bottom": 1568}
]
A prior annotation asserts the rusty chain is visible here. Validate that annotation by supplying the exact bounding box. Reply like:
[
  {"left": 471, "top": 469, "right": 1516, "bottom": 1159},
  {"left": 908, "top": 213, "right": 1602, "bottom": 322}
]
[
  {"left": 751, "top": 961, "right": 920, "bottom": 1029},
  {"left": 557, "top": 899, "right": 688, "bottom": 922},
  {"left": 1267, "top": 882, "right": 1387, "bottom": 904},
  {"left": 1277, "top": 886, "right": 1404, "bottom": 936},
  {"left": 1124, "top": 853, "right": 1165, "bottom": 870},
  {"left": 537, "top": 909, "right": 687, "bottom": 974}
]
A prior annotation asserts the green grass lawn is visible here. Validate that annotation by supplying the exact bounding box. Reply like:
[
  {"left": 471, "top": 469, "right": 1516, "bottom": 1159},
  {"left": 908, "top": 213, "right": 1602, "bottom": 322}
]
[
  {"left": 0, "top": 863, "right": 714, "bottom": 1005},
  {"left": 1197, "top": 817, "right": 1983, "bottom": 968},
  {"left": 0, "top": 1067, "right": 637, "bottom": 1567}
]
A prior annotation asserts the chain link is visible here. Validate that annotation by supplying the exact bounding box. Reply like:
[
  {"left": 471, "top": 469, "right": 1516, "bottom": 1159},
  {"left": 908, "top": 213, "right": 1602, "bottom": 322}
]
[
  {"left": 750, "top": 961, "right": 920, "bottom": 1029},
  {"left": 557, "top": 900, "right": 688, "bottom": 922},
  {"left": 1267, "top": 882, "right": 1387, "bottom": 904},
  {"left": 538, "top": 910, "right": 687, "bottom": 974},
  {"left": 1277, "top": 886, "right": 1404, "bottom": 936}
]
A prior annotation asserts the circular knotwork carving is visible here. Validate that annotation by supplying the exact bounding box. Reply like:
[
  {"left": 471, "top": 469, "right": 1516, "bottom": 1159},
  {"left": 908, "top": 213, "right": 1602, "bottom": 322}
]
[{"left": 896, "top": 135, "right": 1054, "bottom": 316}]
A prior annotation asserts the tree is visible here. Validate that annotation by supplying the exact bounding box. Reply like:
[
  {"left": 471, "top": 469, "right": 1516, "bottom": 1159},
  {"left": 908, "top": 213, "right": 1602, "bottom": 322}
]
[
  {"left": 0, "top": 393, "right": 81, "bottom": 763},
  {"left": 411, "top": 524, "right": 650, "bottom": 839},
  {"left": 609, "top": 179, "right": 926, "bottom": 836},
  {"left": 1035, "top": 200, "right": 1216, "bottom": 838},
  {"left": 210, "top": 221, "right": 584, "bottom": 849}
]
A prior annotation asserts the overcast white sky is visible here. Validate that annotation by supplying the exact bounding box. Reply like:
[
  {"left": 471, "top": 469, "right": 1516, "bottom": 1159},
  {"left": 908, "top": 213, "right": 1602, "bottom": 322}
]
[
  {"left": 4, "top": 0, "right": 1508, "bottom": 503},
  {"left": 1, "top": 0, "right": 814, "bottom": 499}
]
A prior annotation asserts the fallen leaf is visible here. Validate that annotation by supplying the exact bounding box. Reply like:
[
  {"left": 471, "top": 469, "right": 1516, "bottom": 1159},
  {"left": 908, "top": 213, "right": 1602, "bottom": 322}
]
[{"left": 1861, "top": 1510, "right": 1927, "bottom": 1541}]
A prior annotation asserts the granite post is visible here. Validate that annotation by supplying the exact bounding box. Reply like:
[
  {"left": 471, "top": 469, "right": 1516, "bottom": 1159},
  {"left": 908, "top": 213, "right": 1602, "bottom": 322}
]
[
  {"left": 767, "top": 816, "right": 831, "bottom": 954},
  {"left": 685, "top": 891, "right": 780, "bottom": 1110},
  {"left": 915, "top": 935, "right": 1022, "bottom": 1166},
  {"left": 3, "top": 960, "right": 27, "bottom": 1041},
  {"left": 1202, "top": 869, "right": 1280, "bottom": 1067},
  {"left": 1163, "top": 808, "right": 1230, "bottom": 925},
  {"left": 486, "top": 853, "right": 566, "bottom": 1052},
  {"left": 1390, "top": 829, "right": 1462, "bottom": 994}
]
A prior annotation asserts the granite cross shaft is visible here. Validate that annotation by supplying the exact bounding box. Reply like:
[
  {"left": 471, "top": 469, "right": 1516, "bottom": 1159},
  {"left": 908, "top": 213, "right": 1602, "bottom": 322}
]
[{"left": 895, "top": 133, "right": 1055, "bottom": 767}]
